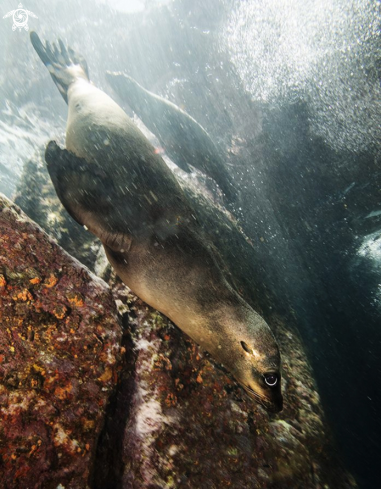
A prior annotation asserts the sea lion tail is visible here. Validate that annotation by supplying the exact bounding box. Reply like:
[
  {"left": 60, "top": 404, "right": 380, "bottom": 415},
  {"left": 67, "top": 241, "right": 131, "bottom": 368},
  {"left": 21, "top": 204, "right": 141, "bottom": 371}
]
[{"left": 30, "top": 31, "right": 90, "bottom": 104}]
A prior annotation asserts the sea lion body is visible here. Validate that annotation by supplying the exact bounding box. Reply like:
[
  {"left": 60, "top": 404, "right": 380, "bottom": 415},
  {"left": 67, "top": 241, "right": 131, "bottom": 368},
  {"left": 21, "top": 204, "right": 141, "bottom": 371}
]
[
  {"left": 106, "top": 72, "right": 238, "bottom": 202},
  {"left": 31, "top": 32, "right": 282, "bottom": 412}
]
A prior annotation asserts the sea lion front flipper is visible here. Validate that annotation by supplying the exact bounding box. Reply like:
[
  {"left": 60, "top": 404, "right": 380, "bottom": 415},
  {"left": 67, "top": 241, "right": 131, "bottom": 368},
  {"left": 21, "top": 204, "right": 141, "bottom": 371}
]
[
  {"left": 33, "top": 35, "right": 282, "bottom": 413},
  {"left": 45, "top": 141, "right": 132, "bottom": 254}
]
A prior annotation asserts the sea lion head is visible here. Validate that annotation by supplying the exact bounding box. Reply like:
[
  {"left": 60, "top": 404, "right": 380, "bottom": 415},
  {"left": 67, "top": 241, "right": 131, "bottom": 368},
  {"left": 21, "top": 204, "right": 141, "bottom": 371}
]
[
  {"left": 236, "top": 325, "right": 283, "bottom": 413},
  {"left": 208, "top": 307, "right": 283, "bottom": 413}
]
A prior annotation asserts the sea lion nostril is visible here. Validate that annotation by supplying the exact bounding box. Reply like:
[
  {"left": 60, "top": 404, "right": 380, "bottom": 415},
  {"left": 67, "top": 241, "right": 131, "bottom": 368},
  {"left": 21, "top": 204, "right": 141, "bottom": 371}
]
[{"left": 241, "top": 341, "right": 251, "bottom": 353}]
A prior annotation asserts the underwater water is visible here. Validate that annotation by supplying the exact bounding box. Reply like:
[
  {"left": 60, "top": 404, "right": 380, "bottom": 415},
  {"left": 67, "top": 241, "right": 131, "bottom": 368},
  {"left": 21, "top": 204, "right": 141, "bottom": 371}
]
[{"left": 0, "top": 0, "right": 380, "bottom": 488}]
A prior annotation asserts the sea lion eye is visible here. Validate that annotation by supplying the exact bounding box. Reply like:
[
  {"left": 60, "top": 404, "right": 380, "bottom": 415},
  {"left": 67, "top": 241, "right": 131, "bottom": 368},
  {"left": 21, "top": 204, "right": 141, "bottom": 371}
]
[
  {"left": 241, "top": 341, "right": 252, "bottom": 353},
  {"left": 264, "top": 373, "right": 278, "bottom": 387}
]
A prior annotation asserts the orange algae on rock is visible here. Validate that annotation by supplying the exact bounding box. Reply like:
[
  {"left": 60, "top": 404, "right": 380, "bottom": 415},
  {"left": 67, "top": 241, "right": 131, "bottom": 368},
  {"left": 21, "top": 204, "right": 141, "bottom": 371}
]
[
  {"left": 44, "top": 273, "right": 58, "bottom": 288},
  {"left": 52, "top": 304, "right": 67, "bottom": 319},
  {"left": 67, "top": 291, "right": 85, "bottom": 307}
]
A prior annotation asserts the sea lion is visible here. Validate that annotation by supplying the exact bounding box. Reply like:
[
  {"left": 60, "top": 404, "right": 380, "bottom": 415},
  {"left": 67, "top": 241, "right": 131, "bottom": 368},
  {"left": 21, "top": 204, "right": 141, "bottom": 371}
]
[
  {"left": 106, "top": 71, "right": 238, "bottom": 203},
  {"left": 30, "top": 32, "right": 282, "bottom": 412}
]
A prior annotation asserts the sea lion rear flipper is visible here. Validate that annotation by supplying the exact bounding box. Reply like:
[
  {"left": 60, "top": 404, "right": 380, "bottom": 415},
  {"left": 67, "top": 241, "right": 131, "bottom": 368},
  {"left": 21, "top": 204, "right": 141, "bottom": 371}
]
[
  {"left": 45, "top": 141, "right": 132, "bottom": 253},
  {"left": 30, "top": 32, "right": 90, "bottom": 103}
]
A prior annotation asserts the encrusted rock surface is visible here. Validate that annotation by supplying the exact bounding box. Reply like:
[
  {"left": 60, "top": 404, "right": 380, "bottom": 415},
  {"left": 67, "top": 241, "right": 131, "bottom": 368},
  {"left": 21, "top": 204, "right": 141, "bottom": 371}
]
[
  {"left": 0, "top": 194, "right": 124, "bottom": 489},
  {"left": 94, "top": 284, "right": 357, "bottom": 489}
]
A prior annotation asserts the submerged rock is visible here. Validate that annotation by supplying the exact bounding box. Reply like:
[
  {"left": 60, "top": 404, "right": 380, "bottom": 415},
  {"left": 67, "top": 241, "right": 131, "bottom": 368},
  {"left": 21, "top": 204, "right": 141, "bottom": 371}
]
[
  {"left": 0, "top": 194, "right": 124, "bottom": 489},
  {"left": 94, "top": 286, "right": 357, "bottom": 489}
]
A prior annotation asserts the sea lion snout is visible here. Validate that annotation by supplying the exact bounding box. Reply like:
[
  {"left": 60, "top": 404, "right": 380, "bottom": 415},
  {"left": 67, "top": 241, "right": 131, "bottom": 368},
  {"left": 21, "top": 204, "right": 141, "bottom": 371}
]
[{"left": 244, "top": 383, "right": 283, "bottom": 413}]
